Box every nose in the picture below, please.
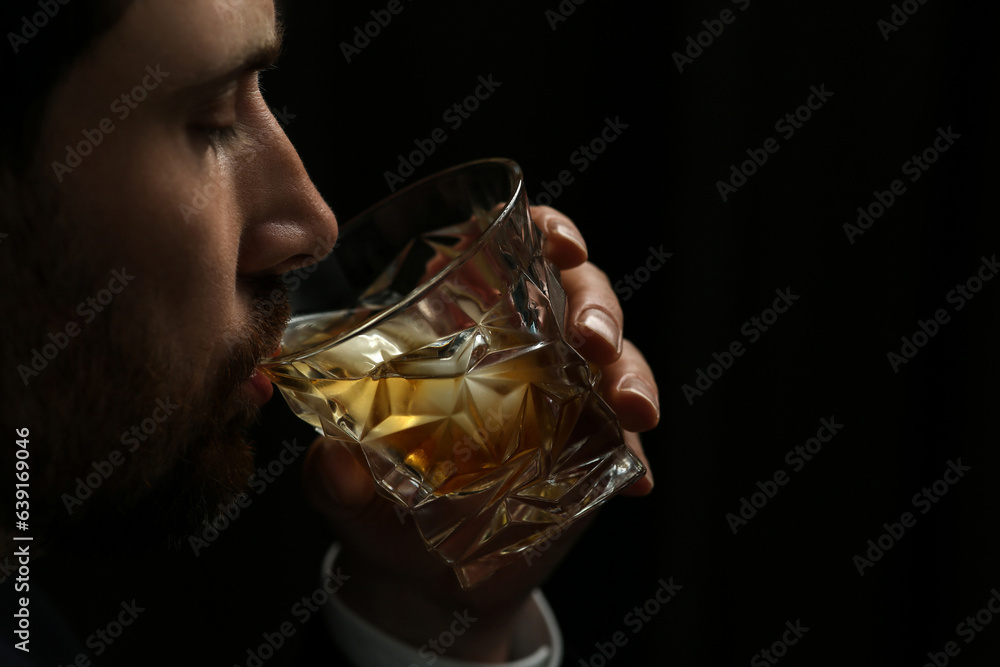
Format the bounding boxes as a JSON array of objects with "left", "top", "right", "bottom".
[{"left": 234, "top": 110, "right": 338, "bottom": 277}]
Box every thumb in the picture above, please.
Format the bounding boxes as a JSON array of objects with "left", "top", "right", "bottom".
[{"left": 303, "top": 436, "right": 376, "bottom": 519}]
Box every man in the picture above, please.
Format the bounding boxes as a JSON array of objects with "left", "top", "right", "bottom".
[{"left": 1, "top": 1, "right": 660, "bottom": 664}]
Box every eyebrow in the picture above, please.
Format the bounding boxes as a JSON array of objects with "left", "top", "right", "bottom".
[
  {"left": 248, "top": 18, "right": 285, "bottom": 73},
  {"left": 173, "top": 17, "right": 285, "bottom": 93}
]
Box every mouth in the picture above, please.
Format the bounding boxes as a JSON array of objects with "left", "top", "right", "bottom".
[
  {"left": 233, "top": 269, "right": 290, "bottom": 408},
  {"left": 241, "top": 368, "right": 274, "bottom": 407},
  {"left": 240, "top": 344, "right": 284, "bottom": 407}
]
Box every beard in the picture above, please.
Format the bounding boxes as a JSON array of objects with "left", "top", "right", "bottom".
[{"left": 0, "top": 175, "right": 292, "bottom": 556}]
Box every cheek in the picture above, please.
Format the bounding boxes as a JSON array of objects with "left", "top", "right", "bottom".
[
  {"left": 50, "top": 125, "right": 247, "bottom": 375},
  {"left": 133, "top": 169, "right": 247, "bottom": 374}
]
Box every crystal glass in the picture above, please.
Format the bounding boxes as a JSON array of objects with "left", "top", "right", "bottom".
[{"left": 261, "top": 158, "right": 645, "bottom": 588}]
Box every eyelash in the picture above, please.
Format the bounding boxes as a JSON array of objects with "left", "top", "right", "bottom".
[
  {"left": 197, "top": 66, "right": 275, "bottom": 148},
  {"left": 256, "top": 64, "right": 276, "bottom": 86},
  {"left": 203, "top": 124, "right": 240, "bottom": 145}
]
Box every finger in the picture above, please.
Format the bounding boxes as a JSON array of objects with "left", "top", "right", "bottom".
[
  {"left": 600, "top": 339, "right": 660, "bottom": 433},
  {"left": 560, "top": 262, "right": 624, "bottom": 365},
  {"left": 530, "top": 205, "right": 588, "bottom": 269},
  {"left": 620, "top": 430, "right": 654, "bottom": 497},
  {"left": 303, "top": 436, "right": 376, "bottom": 519}
]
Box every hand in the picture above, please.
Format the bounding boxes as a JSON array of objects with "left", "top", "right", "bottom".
[
  {"left": 530, "top": 205, "right": 659, "bottom": 496},
  {"left": 301, "top": 205, "right": 660, "bottom": 661}
]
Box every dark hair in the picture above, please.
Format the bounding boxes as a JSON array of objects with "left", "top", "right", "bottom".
[
  {"left": 1, "top": 0, "right": 134, "bottom": 175},
  {"left": 0, "top": 1, "right": 135, "bottom": 446}
]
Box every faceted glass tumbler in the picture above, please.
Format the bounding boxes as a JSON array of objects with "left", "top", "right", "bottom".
[{"left": 262, "top": 158, "right": 645, "bottom": 588}]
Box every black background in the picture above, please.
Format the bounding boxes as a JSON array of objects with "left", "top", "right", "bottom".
[
  {"left": 258, "top": 1, "right": 998, "bottom": 663},
  {"left": 28, "top": 1, "right": 1000, "bottom": 666}
]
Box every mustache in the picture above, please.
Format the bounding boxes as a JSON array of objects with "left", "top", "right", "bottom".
[{"left": 221, "top": 275, "right": 292, "bottom": 393}]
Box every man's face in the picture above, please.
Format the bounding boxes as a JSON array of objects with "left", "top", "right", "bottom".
[{"left": 12, "top": 0, "right": 337, "bottom": 543}]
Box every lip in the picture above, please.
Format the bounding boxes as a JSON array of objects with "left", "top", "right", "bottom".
[{"left": 242, "top": 368, "right": 274, "bottom": 406}]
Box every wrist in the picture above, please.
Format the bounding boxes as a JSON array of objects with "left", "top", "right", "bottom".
[{"left": 335, "top": 546, "right": 530, "bottom": 662}]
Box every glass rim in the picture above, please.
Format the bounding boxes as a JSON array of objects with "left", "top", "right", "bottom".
[{"left": 265, "top": 157, "right": 525, "bottom": 365}]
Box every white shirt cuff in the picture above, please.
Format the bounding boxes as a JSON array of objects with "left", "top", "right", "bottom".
[{"left": 321, "top": 543, "right": 563, "bottom": 667}]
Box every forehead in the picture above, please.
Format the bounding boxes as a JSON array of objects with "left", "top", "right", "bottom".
[{"left": 95, "top": 0, "right": 278, "bottom": 88}]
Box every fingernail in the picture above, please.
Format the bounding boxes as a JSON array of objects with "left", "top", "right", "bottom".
[
  {"left": 578, "top": 307, "right": 622, "bottom": 355},
  {"left": 550, "top": 220, "right": 587, "bottom": 257},
  {"left": 617, "top": 374, "right": 660, "bottom": 423}
]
